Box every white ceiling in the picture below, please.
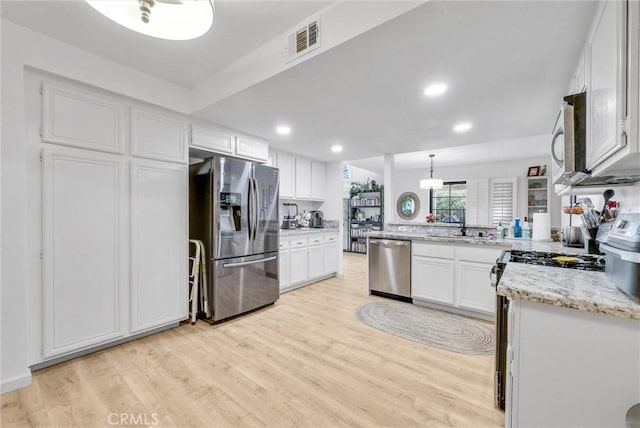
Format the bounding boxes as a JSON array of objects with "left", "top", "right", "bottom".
[
  {"left": 1, "top": 0, "right": 332, "bottom": 88},
  {"left": 2, "top": 0, "right": 597, "bottom": 167}
]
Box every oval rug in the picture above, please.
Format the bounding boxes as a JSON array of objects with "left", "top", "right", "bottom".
[{"left": 355, "top": 301, "right": 495, "bottom": 355}]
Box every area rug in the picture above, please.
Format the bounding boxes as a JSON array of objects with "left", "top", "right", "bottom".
[{"left": 355, "top": 301, "right": 495, "bottom": 355}]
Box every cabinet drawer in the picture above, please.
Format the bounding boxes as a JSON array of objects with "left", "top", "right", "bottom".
[
  {"left": 308, "top": 235, "right": 324, "bottom": 246},
  {"left": 324, "top": 233, "right": 338, "bottom": 243},
  {"left": 456, "top": 246, "right": 504, "bottom": 264},
  {"left": 290, "top": 238, "right": 308, "bottom": 249},
  {"left": 279, "top": 240, "right": 290, "bottom": 251},
  {"left": 412, "top": 242, "right": 455, "bottom": 259}
]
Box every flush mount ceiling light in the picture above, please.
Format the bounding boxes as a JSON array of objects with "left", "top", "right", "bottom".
[
  {"left": 276, "top": 125, "right": 291, "bottom": 135},
  {"left": 331, "top": 145, "right": 343, "bottom": 153},
  {"left": 419, "top": 154, "right": 444, "bottom": 190},
  {"left": 86, "top": 0, "right": 214, "bottom": 41},
  {"left": 453, "top": 122, "right": 473, "bottom": 133},
  {"left": 423, "top": 83, "right": 448, "bottom": 97}
]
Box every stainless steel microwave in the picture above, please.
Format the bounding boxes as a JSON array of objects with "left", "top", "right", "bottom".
[{"left": 550, "top": 92, "right": 587, "bottom": 185}]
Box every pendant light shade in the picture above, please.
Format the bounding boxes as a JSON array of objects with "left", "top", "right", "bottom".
[
  {"left": 420, "top": 154, "right": 444, "bottom": 190},
  {"left": 86, "top": 0, "right": 214, "bottom": 41}
]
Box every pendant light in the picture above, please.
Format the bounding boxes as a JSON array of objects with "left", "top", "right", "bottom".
[
  {"left": 419, "top": 154, "right": 444, "bottom": 190},
  {"left": 86, "top": 0, "right": 214, "bottom": 41}
]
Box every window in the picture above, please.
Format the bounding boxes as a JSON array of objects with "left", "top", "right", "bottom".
[
  {"left": 490, "top": 177, "right": 517, "bottom": 226},
  {"left": 430, "top": 181, "right": 467, "bottom": 223}
]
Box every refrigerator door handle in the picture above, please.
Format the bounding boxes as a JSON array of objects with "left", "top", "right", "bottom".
[
  {"left": 223, "top": 255, "right": 277, "bottom": 268},
  {"left": 253, "top": 177, "right": 259, "bottom": 239},
  {"left": 250, "top": 177, "right": 258, "bottom": 241},
  {"left": 248, "top": 178, "right": 255, "bottom": 241}
]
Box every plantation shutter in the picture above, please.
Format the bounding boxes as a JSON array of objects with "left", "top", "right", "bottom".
[{"left": 490, "top": 178, "right": 517, "bottom": 226}]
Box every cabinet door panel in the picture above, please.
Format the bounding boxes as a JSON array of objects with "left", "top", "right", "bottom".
[
  {"left": 295, "top": 158, "right": 312, "bottom": 199},
  {"left": 279, "top": 251, "right": 290, "bottom": 290},
  {"left": 277, "top": 153, "right": 295, "bottom": 199},
  {"left": 130, "top": 160, "right": 188, "bottom": 332},
  {"left": 131, "top": 107, "right": 188, "bottom": 163},
  {"left": 42, "top": 148, "right": 125, "bottom": 357},
  {"left": 322, "top": 242, "right": 338, "bottom": 275},
  {"left": 42, "top": 82, "right": 125, "bottom": 154},
  {"left": 456, "top": 261, "right": 496, "bottom": 314},
  {"left": 311, "top": 162, "right": 326, "bottom": 200},
  {"left": 411, "top": 257, "right": 454, "bottom": 304},
  {"left": 235, "top": 138, "right": 269, "bottom": 162},
  {"left": 290, "top": 248, "right": 308, "bottom": 284},
  {"left": 190, "top": 125, "right": 234, "bottom": 154},
  {"left": 308, "top": 246, "right": 324, "bottom": 279},
  {"left": 587, "top": 0, "right": 627, "bottom": 169}
]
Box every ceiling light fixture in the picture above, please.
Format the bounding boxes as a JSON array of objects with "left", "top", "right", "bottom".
[
  {"left": 86, "top": 0, "right": 214, "bottom": 41},
  {"left": 331, "top": 145, "right": 343, "bottom": 153},
  {"left": 276, "top": 125, "right": 291, "bottom": 135},
  {"left": 453, "top": 122, "right": 472, "bottom": 133},
  {"left": 423, "top": 83, "right": 448, "bottom": 97},
  {"left": 419, "top": 154, "right": 444, "bottom": 190}
]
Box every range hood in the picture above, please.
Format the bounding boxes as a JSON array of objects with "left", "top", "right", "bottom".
[{"left": 555, "top": 174, "right": 640, "bottom": 195}]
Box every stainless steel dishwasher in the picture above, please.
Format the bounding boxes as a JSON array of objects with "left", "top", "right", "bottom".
[{"left": 368, "top": 238, "right": 411, "bottom": 302}]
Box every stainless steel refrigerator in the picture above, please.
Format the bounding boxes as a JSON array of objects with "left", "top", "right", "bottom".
[{"left": 189, "top": 156, "right": 279, "bottom": 322}]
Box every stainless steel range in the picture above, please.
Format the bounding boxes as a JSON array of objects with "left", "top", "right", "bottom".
[{"left": 491, "top": 249, "right": 605, "bottom": 410}]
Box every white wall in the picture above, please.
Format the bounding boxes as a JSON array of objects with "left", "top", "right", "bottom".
[
  {"left": 0, "top": 19, "right": 192, "bottom": 393},
  {"left": 390, "top": 157, "right": 561, "bottom": 226},
  {"left": 347, "top": 164, "right": 383, "bottom": 186}
]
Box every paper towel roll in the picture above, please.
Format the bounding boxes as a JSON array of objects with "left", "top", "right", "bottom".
[{"left": 532, "top": 213, "right": 552, "bottom": 241}]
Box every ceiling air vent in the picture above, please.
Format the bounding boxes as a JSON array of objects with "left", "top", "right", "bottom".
[{"left": 288, "top": 15, "right": 321, "bottom": 61}]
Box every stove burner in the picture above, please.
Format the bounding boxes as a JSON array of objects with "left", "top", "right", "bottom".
[{"left": 508, "top": 250, "right": 605, "bottom": 271}]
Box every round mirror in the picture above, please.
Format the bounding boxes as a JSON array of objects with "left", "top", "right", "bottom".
[{"left": 397, "top": 192, "right": 420, "bottom": 220}]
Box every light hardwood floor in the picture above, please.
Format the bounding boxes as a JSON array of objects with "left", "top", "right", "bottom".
[{"left": 1, "top": 253, "right": 504, "bottom": 427}]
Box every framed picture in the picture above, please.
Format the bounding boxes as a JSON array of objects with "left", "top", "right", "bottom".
[{"left": 527, "top": 166, "right": 540, "bottom": 177}]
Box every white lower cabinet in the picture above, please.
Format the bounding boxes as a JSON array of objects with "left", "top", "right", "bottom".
[
  {"left": 42, "top": 148, "right": 126, "bottom": 358},
  {"left": 279, "top": 232, "right": 338, "bottom": 292},
  {"left": 507, "top": 299, "right": 640, "bottom": 427},
  {"left": 411, "top": 242, "right": 506, "bottom": 318},
  {"left": 411, "top": 257, "right": 455, "bottom": 305},
  {"left": 130, "top": 160, "right": 188, "bottom": 333}
]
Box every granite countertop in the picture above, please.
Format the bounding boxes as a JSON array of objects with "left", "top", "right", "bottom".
[
  {"left": 498, "top": 263, "right": 640, "bottom": 320},
  {"left": 280, "top": 227, "right": 339, "bottom": 236},
  {"left": 366, "top": 230, "right": 640, "bottom": 320},
  {"left": 366, "top": 231, "right": 513, "bottom": 247}
]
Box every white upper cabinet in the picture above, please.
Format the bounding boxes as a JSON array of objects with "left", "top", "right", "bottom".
[
  {"left": 42, "top": 147, "right": 126, "bottom": 358},
  {"left": 586, "top": 0, "right": 640, "bottom": 174},
  {"left": 569, "top": 49, "right": 587, "bottom": 94},
  {"left": 42, "top": 82, "right": 125, "bottom": 154},
  {"left": 235, "top": 137, "right": 269, "bottom": 163},
  {"left": 190, "top": 125, "right": 234, "bottom": 154},
  {"left": 311, "top": 161, "right": 326, "bottom": 201},
  {"left": 277, "top": 153, "right": 295, "bottom": 199},
  {"left": 130, "top": 106, "right": 188, "bottom": 163},
  {"left": 130, "top": 159, "right": 188, "bottom": 333},
  {"left": 295, "top": 158, "right": 312, "bottom": 199}
]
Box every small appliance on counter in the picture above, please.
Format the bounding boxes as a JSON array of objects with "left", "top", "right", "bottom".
[
  {"left": 310, "top": 210, "right": 323, "bottom": 228},
  {"left": 282, "top": 203, "right": 298, "bottom": 229},
  {"left": 599, "top": 212, "right": 640, "bottom": 299},
  {"left": 561, "top": 226, "right": 584, "bottom": 248}
]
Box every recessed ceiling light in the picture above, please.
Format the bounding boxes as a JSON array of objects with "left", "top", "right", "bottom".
[
  {"left": 86, "top": 0, "right": 214, "bottom": 41},
  {"left": 331, "top": 145, "right": 343, "bottom": 153},
  {"left": 423, "top": 83, "right": 448, "bottom": 97},
  {"left": 276, "top": 125, "right": 291, "bottom": 135},
  {"left": 453, "top": 122, "right": 472, "bottom": 133}
]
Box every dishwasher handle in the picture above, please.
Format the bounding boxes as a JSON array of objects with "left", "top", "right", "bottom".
[{"left": 369, "top": 239, "right": 410, "bottom": 248}]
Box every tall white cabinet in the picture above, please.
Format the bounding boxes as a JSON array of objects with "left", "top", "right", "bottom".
[
  {"left": 42, "top": 148, "right": 126, "bottom": 358},
  {"left": 130, "top": 160, "right": 187, "bottom": 333},
  {"left": 38, "top": 77, "right": 188, "bottom": 362}
]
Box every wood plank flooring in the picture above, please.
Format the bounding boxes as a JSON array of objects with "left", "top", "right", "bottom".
[{"left": 1, "top": 253, "right": 504, "bottom": 427}]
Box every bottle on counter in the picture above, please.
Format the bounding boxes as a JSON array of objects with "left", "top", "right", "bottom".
[
  {"left": 508, "top": 221, "right": 515, "bottom": 238},
  {"left": 514, "top": 217, "right": 522, "bottom": 238},
  {"left": 522, "top": 218, "right": 531, "bottom": 239},
  {"left": 496, "top": 222, "right": 505, "bottom": 240}
]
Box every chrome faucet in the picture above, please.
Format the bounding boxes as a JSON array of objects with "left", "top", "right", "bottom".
[{"left": 459, "top": 209, "right": 467, "bottom": 237}]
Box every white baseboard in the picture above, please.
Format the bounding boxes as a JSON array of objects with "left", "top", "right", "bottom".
[{"left": 1, "top": 370, "right": 32, "bottom": 394}]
